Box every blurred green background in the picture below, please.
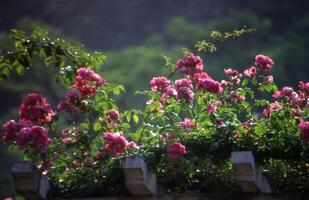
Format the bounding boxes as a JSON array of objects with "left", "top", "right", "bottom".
[{"left": 0, "top": 0, "right": 309, "bottom": 198}]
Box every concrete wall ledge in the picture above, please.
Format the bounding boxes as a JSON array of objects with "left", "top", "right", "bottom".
[{"left": 52, "top": 193, "right": 306, "bottom": 200}]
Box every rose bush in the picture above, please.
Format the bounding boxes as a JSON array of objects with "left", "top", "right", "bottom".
[
  {"left": 1, "top": 28, "right": 308, "bottom": 196},
  {"left": 133, "top": 53, "right": 308, "bottom": 193}
]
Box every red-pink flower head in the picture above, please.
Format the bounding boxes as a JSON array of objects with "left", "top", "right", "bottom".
[
  {"left": 299, "top": 81, "right": 309, "bottom": 96},
  {"left": 206, "top": 100, "right": 222, "bottom": 113},
  {"left": 1, "top": 119, "right": 32, "bottom": 143},
  {"left": 164, "top": 86, "right": 177, "bottom": 97},
  {"left": 150, "top": 76, "right": 171, "bottom": 92},
  {"left": 298, "top": 120, "right": 309, "bottom": 142},
  {"left": 176, "top": 54, "right": 203, "bottom": 76},
  {"left": 196, "top": 78, "right": 223, "bottom": 94},
  {"left": 181, "top": 118, "right": 195, "bottom": 130},
  {"left": 263, "top": 75, "right": 274, "bottom": 84},
  {"left": 107, "top": 109, "right": 120, "bottom": 122},
  {"left": 76, "top": 67, "right": 106, "bottom": 85},
  {"left": 73, "top": 67, "right": 106, "bottom": 97},
  {"left": 224, "top": 68, "right": 242, "bottom": 85},
  {"left": 174, "top": 79, "right": 194, "bottom": 102},
  {"left": 255, "top": 54, "right": 274, "bottom": 71},
  {"left": 17, "top": 126, "right": 51, "bottom": 153},
  {"left": 62, "top": 137, "right": 73, "bottom": 144},
  {"left": 291, "top": 92, "right": 303, "bottom": 105},
  {"left": 282, "top": 86, "right": 294, "bottom": 96},
  {"left": 262, "top": 101, "right": 282, "bottom": 118},
  {"left": 167, "top": 142, "right": 186, "bottom": 160},
  {"left": 103, "top": 132, "right": 128, "bottom": 156},
  {"left": 243, "top": 66, "right": 257, "bottom": 78},
  {"left": 19, "top": 93, "right": 54, "bottom": 124},
  {"left": 227, "top": 91, "right": 246, "bottom": 103},
  {"left": 166, "top": 132, "right": 173, "bottom": 140},
  {"left": 57, "top": 91, "right": 85, "bottom": 114},
  {"left": 272, "top": 90, "right": 283, "bottom": 99},
  {"left": 193, "top": 72, "right": 211, "bottom": 80},
  {"left": 221, "top": 80, "right": 232, "bottom": 89}
]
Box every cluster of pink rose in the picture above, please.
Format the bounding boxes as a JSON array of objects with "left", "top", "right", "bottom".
[
  {"left": 19, "top": 93, "right": 54, "bottom": 123},
  {"left": 103, "top": 132, "right": 138, "bottom": 156},
  {"left": 58, "top": 67, "right": 106, "bottom": 114},
  {"left": 2, "top": 93, "right": 53, "bottom": 153},
  {"left": 167, "top": 142, "right": 187, "bottom": 160},
  {"left": 149, "top": 53, "right": 309, "bottom": 160}
]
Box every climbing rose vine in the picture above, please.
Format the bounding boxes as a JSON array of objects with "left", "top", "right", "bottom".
[{"left": 1, "top": 52, "right": 308, "bottom": 195}]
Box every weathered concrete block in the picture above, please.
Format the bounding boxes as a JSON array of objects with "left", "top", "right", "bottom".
[
  {"left": 11, "top": 161, "right": 49, "bottom": 200},
  {"left": 231, "top": 151, "right": 271, "bottom": 193},
  {"left": 123, "top": 156, "right": 157, "bottom": 196}
]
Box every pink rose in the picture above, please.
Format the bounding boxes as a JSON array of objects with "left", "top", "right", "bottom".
[
  {"left": 298, "top": 120, "right": 309, "bottom": 142},
  {"left": 181, "top": 118, "right": 195, "bottom": 130},
  {"left": 196, "top": 78, "right": 223, "bottom": 94},
  {"left": 167, "top": 142, "right": 187, "bottom": 160},
  {"left": 103, "top": 132, "right": 128, "bottom": 156},
  {"left": 243, "top": 66, "right": 257, "bottom": 78},
  {"left": 107, "top": 109, "right": 120, "bottom": 122},
  {"left": 176, "top": 54, "right": 203, "bottom": 76},
  {"left": 150, "top": 76, "right": 171, "bottom": 92},
  {"left": 255, "top": 54, "right": 274, "bottom": 71},
  {"left": 19, "top": 93, "right": 54, "bottom": 124}
]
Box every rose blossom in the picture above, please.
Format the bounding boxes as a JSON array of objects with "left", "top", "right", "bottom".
[
  {"left": 227, "top": 91, "right": 246, "bottom": 103},
  {"left": 263, "top": 75, "right": 274, "bottom": 84},
  {"left": 174, "top": 79, "right": 194, "bottom": 101},
  {"left": 167, "top": 142, "right": 187, "bottom": 160},
  {"left": 166, "top": 132, "right": 173, "bottom": 140},
  {"left": 1, "top": 119, "right": 32, "bottom": 143},
  {"left": 57, "top": 91, "right": 84, "bottom": 114},
  {"left": 176, "top": 54, "right": 203, "bottom": 76},
  {"left": 193, "top": 72, "right": 211, "bottom": 80},
  {"left": 255, "top": 54, "right": 274, "bottom": 71},
  {"left": 272, "top": 90, "right": 283, "bottom": 99},
  {"left": 243, "top": 66, "right": 257, "bottom": 78},
  {"left": 224, "top": 68, "right": 242, "bottom": 84},
  {"left": 17, "top": 126, "right": 51, "bottom": 153},
  {"left": 62, "top": 137, "right": 73, "bottom": 144},
  {"left": 107, "top": 109, "right": 120, "bottom": 122},
  {"left": 224, "top": 68, "right": 241, "bottom": 77},
  {"left": 298, "top": 120, "right": 309, "bottom": 142},
  {"left": 196, "top": 78, "right": 223, "bottom": 94},
  {"left": 207, "top": 105, "right": 216, "bottom": 113},
  {"left": 19, "top": 93, "right": 54, "bottom": 124},
  {"left": 299, "top": 81, "right": 309, "bottom": 95},
  {"left": 103, "top": 132, "right": 129, "bottom": 156},
  {"left": 181, "top": 118, "right": 195, "bottom": 130},
  {"left": 76, "top": 67, "right": 106, "bottom": 85},
  {"left": 149, "top": 76, "right": 171, "bottom": 92},
  {"left": 73, "top": 67, "right": 106, "bottom": 97},
  {"left": 221, "top": 80, "right": 232, "bottom": 88},
  {"left": 282, "top": 87, "right": 294, "bottom": 96}
]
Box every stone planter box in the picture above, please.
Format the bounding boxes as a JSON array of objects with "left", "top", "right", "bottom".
[
  {"left": 231, "top": 151, "right": 271, "bottom": 193},
  {"left": 123, "top": 156, "right": 157, "bottom": 196},
  {"left": 11, "top": 161, "right": 49, "bottom": 200}
]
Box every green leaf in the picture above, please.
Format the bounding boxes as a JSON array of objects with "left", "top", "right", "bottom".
[
  {"left": 250, "top": 78, "right": 258, "bottom": 86},
  {"left": 255, "top": 99, "right": 268, "bottom": 107},
  {"left": 16, "top": 65, "right": 25, "bottom": 75},
  {"left": 258, "top": 84, "right": 278, "bottom": 93},
  {"left": 113, "top": 85, "right": 125, "bottom": 95},
  {"left": 126, "top": 112, "right": 132, "bottom": 122},
  {"left": 93, "top": 122, "right": 101, "bottom": 132},
  {"left": 242, "top": 78, "right": 249, "bottom": 87},
  {"left": 133, "top": 114, "right": 139, "bottom": 124},
  {"left": 80, "top": 122, "right": 89, "bottom": 131}
]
